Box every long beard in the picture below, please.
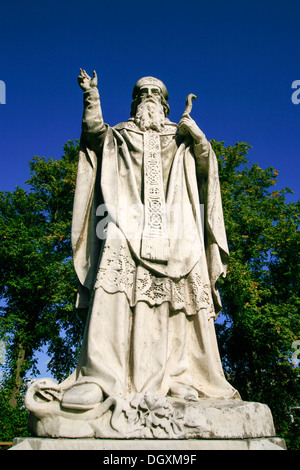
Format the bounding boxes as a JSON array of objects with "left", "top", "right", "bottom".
[{"left": 134, "top": 99, "right": 165, "bottom": 132}]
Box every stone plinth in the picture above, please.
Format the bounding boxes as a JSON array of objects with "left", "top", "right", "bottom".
[{"left": 26, "top": 390, "right": 277, "bottom": 441}]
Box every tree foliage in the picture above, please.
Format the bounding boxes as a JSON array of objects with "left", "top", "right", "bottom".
[
  {"left": 0, "top": 141, "right": 82, "bottom": 406},
  {"left": 0, "top": 139, "right": 299, "bottom": 448},
  {"left": 212, "top": 140, "right": 300, "bottom": 449}
]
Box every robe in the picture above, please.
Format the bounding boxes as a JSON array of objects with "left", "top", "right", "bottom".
[{"left": 70, "top": 88, "right": 239, "bottom": 400}]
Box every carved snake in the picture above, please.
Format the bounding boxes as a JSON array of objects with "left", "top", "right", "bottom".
[{"left": 25, "top": 379, "right": 125, "bottom": 433}]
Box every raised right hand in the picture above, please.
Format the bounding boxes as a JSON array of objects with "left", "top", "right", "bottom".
[{"left": 77, "top": 69, "right": 98, "bottom": 92}]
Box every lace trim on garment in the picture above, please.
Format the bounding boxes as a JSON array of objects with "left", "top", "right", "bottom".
[{"left": 94, "top": 243, "right": 213, "bottom": 316}]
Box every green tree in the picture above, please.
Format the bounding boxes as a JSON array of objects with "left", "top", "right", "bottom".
[
  {"left": 0, "top": 141, "right": 82, "bottom": 410},
  {"left": 212, "top": 140, "right": 300, "bottom": 449}
]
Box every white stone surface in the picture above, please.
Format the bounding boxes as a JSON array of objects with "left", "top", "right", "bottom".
[
  {"left": 10, "top": 437, "right": 286, "bottom": 450},
  {"left": 26, "top": 385, "right": 276, "bottom": 440}
]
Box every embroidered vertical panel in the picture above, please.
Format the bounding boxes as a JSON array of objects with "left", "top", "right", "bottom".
[{"left": 141, "top": 132, "right": 170, "bottom": 261}]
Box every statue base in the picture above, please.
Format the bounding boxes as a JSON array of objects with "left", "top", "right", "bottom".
[
  {"left": 9, "top": 437, "right": 286, "bottom": 450},
  {"left": 24, "top": 379, "right": 283, "bottom": 444},
  {"left": 27, "top": 397, "right": 277, "bottom": 440},
  {"left": 25, "top": 379, "right": 280, "bottom": 441}
]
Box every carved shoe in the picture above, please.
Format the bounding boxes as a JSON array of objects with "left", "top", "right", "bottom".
[{"left": 61, "top": 383, "right": 103, "bottom": 410}]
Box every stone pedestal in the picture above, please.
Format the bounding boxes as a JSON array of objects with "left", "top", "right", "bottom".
[
  {"left": 26, "top": 393, "right": 278, "bottom": 441},
  {"left": 24, "top": 380, "right": 285, "bottom": 449}
]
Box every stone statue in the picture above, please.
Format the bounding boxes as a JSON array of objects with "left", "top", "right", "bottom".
[
  {"left": 65, "top": 70, "right": 239, "bottom": 403},
  {"left": 24, "top": 72, "right": 279, "bottom": 444}
]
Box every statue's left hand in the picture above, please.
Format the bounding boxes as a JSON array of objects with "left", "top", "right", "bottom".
[{"left": 178, "top": 115, "right": 206, "bottom": 144}]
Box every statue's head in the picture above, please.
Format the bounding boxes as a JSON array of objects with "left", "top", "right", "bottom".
[
  {"left": 130, "top": 76, "right": 170, "bottom": 119},
  {"left": 132, "top": 77, "right": 168, "bottom": 101}
]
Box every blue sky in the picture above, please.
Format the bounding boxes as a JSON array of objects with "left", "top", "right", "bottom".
[{"left": 0, "top": 0, "right": 299, "bottom": 202}]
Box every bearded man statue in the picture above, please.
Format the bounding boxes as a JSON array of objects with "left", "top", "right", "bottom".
[{"left": 57, "top": 71, "right": 239, "bottom": 410}]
